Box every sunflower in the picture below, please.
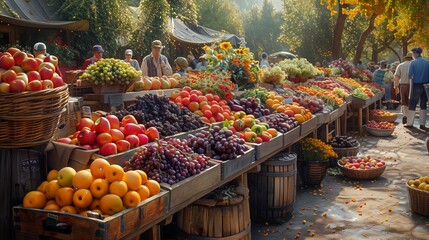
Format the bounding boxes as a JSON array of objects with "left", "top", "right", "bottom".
[
  {"left": 216, "top": 54, "right": 224, "bottom": 60},
  {"left": 220, "top": 42, "right": 232, "bottom": 50},
  {"left": 242, "top": 48, "right": 250, "bottom": 54},
  {"left": 202, "top": 45, "right": 212, "bottom": 52}
]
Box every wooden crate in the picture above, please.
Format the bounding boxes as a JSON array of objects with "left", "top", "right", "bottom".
[
  {"left": 163, "top": 126, "right": 209, "bottom": 140},
  {"left": 338, "top": 103, "right": 347, "bottom": 114},
  {"left": 328, "top": 108, "right": 340, "bottom": 122},
  {"left": 213, "top": 148, "right": 256, "bottom": 180},
  {"left": 315, "top": 112, "right": 329, "bottom": 125},
  {"left": 13, "top": 190, "right": 169, "bottom": 240},
  {"left": 246, "top": 134, "right": 283, "bottom": 159},
  {"left": 299, "top": 116, "right": 317, "bottom": 137},
  {"left": 345, "top": 95, "right": 352, "bottom": 104},
  {"left": 161, "top": 161, "right": 221, "bottom": 209},
  {"left": 283, "top": 126, "right": 300, "bottom": 148},
  {"left": 351, "top": 96, "right": 371, "bottom": 108}
]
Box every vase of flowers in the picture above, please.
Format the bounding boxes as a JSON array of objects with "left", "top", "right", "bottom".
[{"left": 297, "top": 137, "right": 338, "bottom": 187}]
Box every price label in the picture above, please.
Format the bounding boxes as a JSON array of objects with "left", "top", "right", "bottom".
[{"left": 82, "top": 106, "right": 91, "bottom": 118}]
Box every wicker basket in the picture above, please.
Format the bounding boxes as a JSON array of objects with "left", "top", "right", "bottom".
[
  {"left": 0, "top": 85, "right": 69, "bottom": 148},
  {"left": 407, "top": 183, "right": 429, "bottom": 216},
  {"left": 364, "top": 125, "right": 395, "bottom": 137},
  {"left": 330, "top": 144, "right": 360, "bottom": 167},
  {"left": 337, "top": 160, "right": 386, "bottom": 180},
  {"left": 370, "top": 114, "right": 398, "bottom": 123}
]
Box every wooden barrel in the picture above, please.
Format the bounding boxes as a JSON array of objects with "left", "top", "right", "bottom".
[
  {"left": 177, "top": 186, "right": 251, "bottom": 240},
  {"left": 248, "top": 152, "right": 297, "bottom": 222}
]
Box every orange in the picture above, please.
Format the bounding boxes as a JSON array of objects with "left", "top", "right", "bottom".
[
  {"left": 73, "top": 189, "right": 93, "bottom": 209},
  {"left": 73, "top": 170, "right": 94, "bottom": 189},
  {"left": 109, "top": 181, "right": 128, "bottom": 197},
  {"left": 23, "top": 191, "right": 47, "bottom": 209},
  {"left": 136, "top": 185, "right": 150, "bottom": 202},
  {"left": 46, "top": 200, "right": 56, "bottom": 206},
  {"left": 123, "top": 191, "right": 141, "bottom": 208},
  {"left": 105, "top": 164, "right": 125, "bottom": 183},
  {"left": 122, "top": 171, "right": 142, "bottom": 191},
  {"left": 201, "top": 105, "right": 211, "bottom": 113},
  {"left": 268, "top": 93, "right": 275, "bottom": 99},
  {"left": 47, "top": 169, "right": 59, "bottom": 182},
  {"left": 274, "top": 95, "right": 283, "bottom": 102},
  {"left": 294, "top": 114, "right": 305, "bottom": 123},
  {"left": 188, "top": 102, "right": 200, "bottom": 112},
  {"left": 193, "top": 110, "right": 204, "bottom": 117},
  {"left": 291, "top": 106, "right": 303, "bottom": 114},
  {"left": 265, "top": 98, "right": 274, "bottom": 107},
  {"left": 37, "top": 181, "right": 49, "bottom": 194},
  {"left": 100, "top": 194, "right": 123, "bottom": 216},
  {"left": 45, "top": 180, "right": 61, "bottom": 200},
  {"left": 44, "top": 203, "right": 60, "bottom": 211},
  {"left": 79, "top": 210, "right": 91, "bottom": 217},
  {"left": 90, "top": 198, "right": 101, "bottom": 210},
  {"left": 60, "top": 206, "right": 78, "bottom": 214},
  {"left": 276, "top": 106, "right": 286, "bottom": 113},
  {"left": 55, "top": 187, "right": 74, "bottom": 207},
  {"left": 90, "top": 158, "right": 110, "bottom": 179},
  {"left": 74, "top": 206, "right": 88, "bottom": 213},
  {"left": 271, "top": 103, "right": 281, "bottom": 110},
  {"left": 145, "top": 180, "right": 160, "bottom": 197},
  {"left": 266, "top": 128, "right": 278, "bottom": 138},
  {"left": 90, "top": 178, "right": 110, "bottom": 199}
]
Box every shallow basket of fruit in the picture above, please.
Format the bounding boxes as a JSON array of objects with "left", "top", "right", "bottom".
[
  {"left": 329, "top": 136, "right": 360, "bottom": 167},
  {"left": 406, "top": 177, "right": 429, "bottom": 216},
  {"left": 370, "top": 109, "right": 398, "bottom": 123},
  {"left": 364, "top": 125, "right": 395, "bottom": 137},
  {"left": 337, "top": 156, "right": 386, "bottom": 180}
]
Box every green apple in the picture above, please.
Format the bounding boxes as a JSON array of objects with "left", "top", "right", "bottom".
[{"left": 57, "top": 167, "right": 77, "bottom": 187}]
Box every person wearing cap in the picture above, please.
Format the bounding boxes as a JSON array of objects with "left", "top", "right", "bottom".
[
  {"left": 260, "top": 52, "right": 269, "bottom": 68},
  {"left": 124, "top": 49, "right": 140, "bottom": 71},
  {"left": 141, "top": 40, "right": 173, "bottom": 77},
  {"left": 394, "top": 52, "right": 413, "bottom": 124},
  {"left": 82, "top": 45, "right": 104, "bottom": 70},
  {"left": 187, "top": 53, "right": 199, "bottom": 70},
  {"left": 33, "top": 42, "right": 63, "bottom": 78},
  {"left": 196, "top": 55, "right": 208, "bottom": 70},
  {"left": 174, "top": 57, "right": 189, "bottom": 76},
  {"left": 405, "top": 47, "right": 429, "bottom": 130}
]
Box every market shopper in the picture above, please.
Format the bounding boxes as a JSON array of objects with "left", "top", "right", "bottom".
[
  {"left": 196, "top": 55, "right": 208, "bottom": 70},
  {"left": 124, "top": 49, "right": 140, "bottom": 71},
  {"left": 82, "top": 45, "right": 104, "bottom": 70},
  {"left": 187, "top": 53, "right": 199, "bottom": 70},
  {"left": 405, "top": 47, "right": 429, "bottom": 130},
  {"left": 141, "top": 40, "right": 173, "bottom": 77},
  {"left": 394, "top": 52, "right": 413, "bottom": 124},
  {"left": 373, "top": 61, "right": 389, "bottom": 100},
  {"left": 260, "top": 52, "right": 269, "bottom": 68},
  {"left": 174, "top": 57, "right": 189, "bottom": 76},
  {"left": 33, "top": 42, "right": 63, "bottom": 78}
]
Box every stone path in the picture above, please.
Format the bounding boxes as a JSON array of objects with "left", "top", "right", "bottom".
[{"left": 252, "top": 114, "right": 429, "bottom": 240}]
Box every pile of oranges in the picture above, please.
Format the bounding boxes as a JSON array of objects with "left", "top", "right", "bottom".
[
  {"left": 22, "top": 158, "right": 160, "bottom": 218},
  {"left": 265, "top": 92, "right": 313, "bottom": 123}
]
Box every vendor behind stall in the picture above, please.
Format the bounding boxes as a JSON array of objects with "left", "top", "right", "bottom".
[
  {"left": 82, "top": 45, "right": 104, "bottom": 70},
  {"left": 141, "top": 40, "right": 173, "bottom": 77}
]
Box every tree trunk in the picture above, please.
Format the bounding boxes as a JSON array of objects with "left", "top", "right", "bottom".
[
  {"left": 331, "top": 2, "right": 348, "bottom": 60},
  {"left": 371, "top": 42, "right": 378, "bottom": 63},
  {"left": 353, "top": 13, "right": 377, "bottom": 65}
]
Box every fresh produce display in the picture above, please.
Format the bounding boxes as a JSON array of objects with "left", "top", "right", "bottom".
[
  {"left": 259, "top": 113, "right": 300, "bottom": 133},
  {"left": 292, "top": 94, "right": 325, "bottom": 114},
  {"left": 227, "top": 97, "right": 271, "bottom": 118},
  {"left": 278, "top": 58, "right": 319, "bottom": 78},
  {"left": 113, "top": 94, "right": 205, "bottom": 137},
  {"left": 187, "top": 126, "right": 249, "bottom": 161},
  {"left": 352, "top": 87, "right": 375, "bottom": 100},
  {"left": 221, "top": 113, "right": 279, "bottom": 143},
  {"left": 79, "top": 58, "right": 141, "bottom": 86},
  {"left": 338, "top": 156, "right": 386, "bottom": 170},
  {"left": 260, "top": 66, "right": 286, "bottom": 84},
  {"left": 335, "top": 77, "right": 362, "bottom": 89},
  {"left": 293, "top": 85, "right": 344, "bottom": 106},
  {"left": 265, "top": 92, "right": 313, "bottom": 123},
  {"left": 332, "top": 87, "right": 350, "bottom": 98},
  {"left": 56, "top": 115, "right": 157, "bottom": 155},
  {"left": 132, "top": 76, "right": 179, "bottom": 91},
  {"left": 22, "top": 160, "right": 160, "bottom": 217},
  {"left": 366, "top": 120, "right": 395, "bottom": 130},
  {"left": 328, "top": 136, "right": 359, "bottom": 148},
  {"left": 179, "top": 71, "right": 235, "bottom": 100},
  {"left": 307, "top": 78, "right": 349, "bottom": 92},
  {"left": 370, "top": 109, "right": 397, "bottom": 117},
  {"left": 363, "top": 83, "right": 383, "bottom": 94},
  {"left": 238, "top": 88, "right": 270, "bottom": 103},
  {"left": 0, "top": 48, "right": 65, "bottom": 93},
  {"left": 407, "top": 176, "right": 429, "bottom": 191},
  {"left": 125, "top": 139, "right": 210, "bottom": 185}
]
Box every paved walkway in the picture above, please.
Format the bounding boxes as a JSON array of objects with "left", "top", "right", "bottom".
[{"left": 252, "top": 114, "right": 429, "bottom": 240}]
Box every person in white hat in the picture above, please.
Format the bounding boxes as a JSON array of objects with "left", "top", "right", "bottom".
[
  {"left": 124, "top": 49, "right": 140, "bottom": 71},
  {"left": 394, "top": 52, "right": 413, "bottom": 124}
]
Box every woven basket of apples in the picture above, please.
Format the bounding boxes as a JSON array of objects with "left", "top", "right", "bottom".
[
  {"left": 369, "top": 109, "right": 398, "bottom": 123},
  {"left": 364, "top": 121, "right": 395, "bottom": 137},
  {"left": 406, "top": 176, "right": 429, "bottom": 216},
  {"left": 337, "top": 156, "right": 386, "bottom": 180}
]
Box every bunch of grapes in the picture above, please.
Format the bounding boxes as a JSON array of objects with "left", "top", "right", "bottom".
[
  {"left": 259, "top": 113, "right": 299, "bottom": 133},
  {"left": 80, "top": 58, "right": 142, "bottom": 85},
  {"left": 113, "top": 94, "right": 205, "bottom": 136},
  {"left": 187, "top": 126, "right": 248, "bottom": 161},
  {"left": 227, "top": 97, "right": 271, "bottom": 118},
  {"left": 125, "top": 139, "right": 210, "bottom": 184}
]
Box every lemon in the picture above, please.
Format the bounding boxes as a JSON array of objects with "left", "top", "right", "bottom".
[
  {"left": 418, "top": 182, "right": 427, "bottom": 190},
  {"left": 413, "top": 180, "right": 421, "bottom": 187},
  {"left": 408, "top": 180, "right": 414, "bottom": 186}
]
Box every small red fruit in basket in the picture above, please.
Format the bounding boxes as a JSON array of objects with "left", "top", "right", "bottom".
[
  {"left": 106, "top": 115, "right": 120, "bottom": 129},
  {"left": 28, "top": 80, "right": 42, "bottom": 91},
  {"left": 76, "top": 118, "right": 94, "bottom": 131},
  {"left": 96, "top": 132, "right": 113, "bottom": 146},
  {"left": 13, "top": 51, "right": 27, "bottom": 66},
  {"left": 110, "top": 129, "right": 124, "bottom": 142},
  {"left": 125, "top": 135, "right": 140, "bottom": 148},
  {"left": 145, "top": 127, "right": 159, "bottom": 141},
  {"left": 41, "top": 80, "right": 54, "bottom": 89},
  {"left": 0, "top": 82, "right": 10, "bottom": 93},
  {"left": 137, "top": 133, "right": 149, "bottom": 145},
  {"left": 78, "top": 128, "right": 96, "bottom": 145},
  {"left": 116, "top": 139, "right": 131, "bottom": 153},
  {"left": 123, "top": 123, "right": 142, "bottom": 136},
  {"left": 38, "top": 67, "right": 54, "bottom": 80},
  {"left": 57, "top": 137, "right": 72, "bottom": 144},
  {"left": 121, "top": 115, "right": 138, "bottom": 126},
  {"left": 2, "top": 69, "right": 16, "bottom": 84},
  {"left": 51, "top": 76, "right": 65, "bottom": 88},
  {"left": 94, "top": 117, "right": 111, "bottom": 134},
  {"left": 26, "top": 70, "right": 41, "bottom": 82},
  {"left": 0, "top": 55, "right": 15, "bottom": 69},
  {"left": 9, "top": 79, "right": 26, "bottom": 92},
  {"left": 16, "top": 72, "right": 28, "bottom": 83},
  {"left": 21, "top": 57, "right": 39, "bottom": 72},
  {"left": 44, "top": 55, "right": 59, "bottom": 67},
  {"left": 99, "top": 142, "right": 117, "bottom": 156}
]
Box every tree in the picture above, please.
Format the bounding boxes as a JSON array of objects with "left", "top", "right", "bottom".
[
  {"left": 195, "top": 0, "right": 244, "bottom": 36},
  {"left": 169, "top": 0, "right": 199, "bottom": 25}
]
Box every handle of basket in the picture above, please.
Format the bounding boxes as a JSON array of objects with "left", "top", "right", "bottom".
[{"left": 43, "top": 218, "right": 72, "bottom": 234}]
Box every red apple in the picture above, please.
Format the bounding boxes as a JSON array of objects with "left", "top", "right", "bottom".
[
  {"left": 26, "top": 71, "right": 41, "bottom": 82},
  {"left": 51, "top": 76, "right": 65, "bottom": 88},
  {"left": 125, "top": 135, "right": 140, "bottom": 148},
  {"left": 13, "top": 51, "right": 27, "bottom": 66},
  {"left": 0, "top": 55, "right": 15, "bottom": 69},
  {"left": 123, "top": 123, "right": 142, "bottom": 136},
  {"left": 94, "top": 117, "right": 111, "bottom": 134},
  {"left": 145, "top": 127, "right": 159, "bottom": 141},
  {"left": 10, "top": 65, "right": 24, "bottom": 73},
  {"left": 41, "top": 80, "right": 54, "bottom": 89},
  {"left": 105, "top": 115, "right": 120, "bottom": 129},
  {"left": 115, "top": 140, "right": 131, "bottom": 153},
  {"left": 0, "top": 82, "right": 10, "bottom": 93},
  {"left": 56, "top": 137, "right": 72, "bottom": 144},
  {"left": 36, "top": 54, "right": 46, "bottom": 60},
  {"left": 2, "top": 70, "right": 16, "bottom": 84},
  {"left": 27, "top": 80, "right": 43, "bottom": 91},
  {"left": 38, "top": 62, "right": 56, "bottom": 72},
  {"left": 26, "top": 53, "right": 34, "bottom": 58},
  {"left": 21, "top": 58, "right": 38, "bottom": 72},
  {"left": 44, "top": 55, "right": 59, "bottom": 67},
  {"left": 96, "top": 132, "right": 113, "bottom": 146},
  {"left": 137, "top": 134, "right": 149, "bottom": 146},
  {"left": 99, "top": 143, "right": 117, "bottom": 156},
  {"left": 6, "top": 47, "right": 20, "bottom": 56},
  {"left": 80, "top": 145, "right": 93, "bottom": 150},
  {"left": 91, "top": 143, "right": 100, "bottom": 150},
  {"left": 77, "top": 128, "right": 96, "bottom": 145},
  {"left": 9, "top": 79, "right": 26, "bottom": 92},
  {"left": 138, "top": 124, "right": 146, "bottom": 133},
  {"left": 35, "top": 58, "right": 43, "bottom": 66},
  {"left": 76, "top": 118, "right": 94, "bottom": 131},
  {"left": 16, "top": 72, "right": 28, "bottom": 84},
  {"left": 39, "top": 67, "right": 54, "bottom": 80},
  {"left": 121, "top": 115, "right": 138, "bottom": 126}
]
